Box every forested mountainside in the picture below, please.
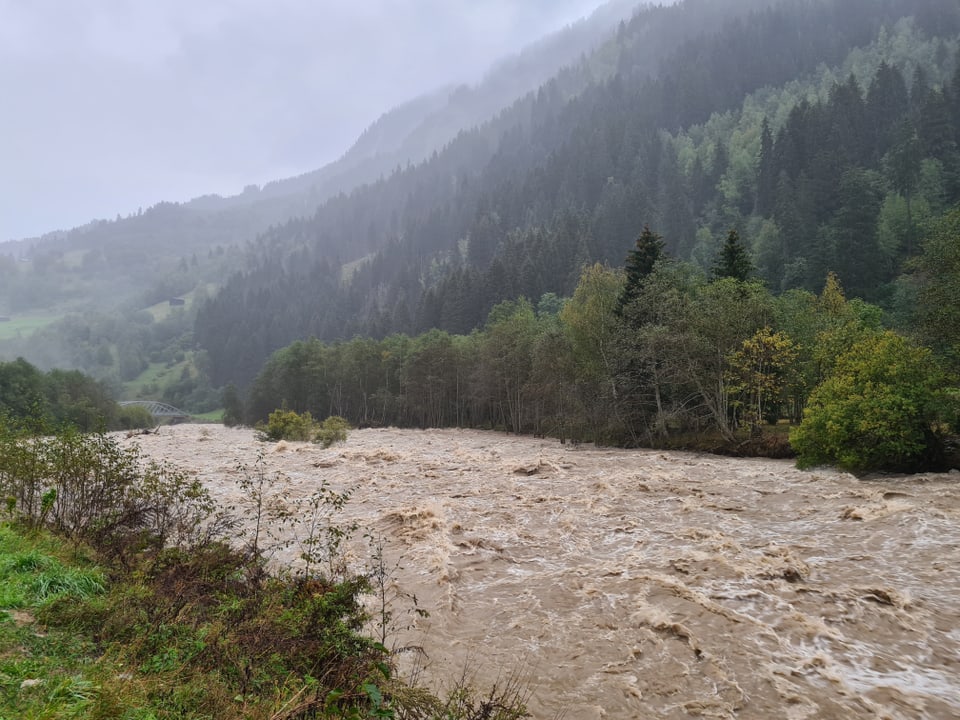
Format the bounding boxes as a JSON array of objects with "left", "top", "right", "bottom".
[
  {"left": 196, "top": 0, "right": 960, "bottom": 390},
  {"left": 0, "top": 0, "right": 632, "bottom": 319},
  {"left": 277, "top": 0, "right": 640, "bottom": 195}
]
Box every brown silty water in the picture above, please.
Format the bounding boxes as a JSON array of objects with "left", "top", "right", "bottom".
[{"left": 120, "top": 425, "right": 960, "bottom": 719}]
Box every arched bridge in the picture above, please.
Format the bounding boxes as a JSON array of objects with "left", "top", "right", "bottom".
[{"left": 119, "top": 400, "right": 192, "bottom": 421}]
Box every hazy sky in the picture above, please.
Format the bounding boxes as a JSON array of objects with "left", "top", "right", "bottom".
[{"left": 0, "top": 0, "right": 607, "bottom": 242}]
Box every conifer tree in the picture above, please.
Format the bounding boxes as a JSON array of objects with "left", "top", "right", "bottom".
[
  {"left": 756, "top": 118, "right": 776, "bottom": 216},
  {"left": 617, "top": 225, "right": 665, "bottom": 313},
  {"left": 829, "top": 168, "right": 883, "bottom": 299},
  {"left": 885, "top": 120, "right": 922, "bottom": 252},
  {"left": 818, "top": 271, "right": 846, "bottom": 316},
  {"left": 712, "top": 229, "right": 753, "bottom": 281},
  {"left": 867, "top": 61, "right": 909, "bottom": 150},
  {"left": 912, "top": 208, "right": 960, "bottom": 365},
  {"left": 951, "top": 61, "right": 960, "bottom": 145}
]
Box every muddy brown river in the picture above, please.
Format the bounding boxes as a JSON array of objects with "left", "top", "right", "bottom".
[{"left": 120, "top": 425, "right": 960, "bottom": 719}]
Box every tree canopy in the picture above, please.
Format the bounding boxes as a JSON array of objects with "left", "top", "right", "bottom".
[{"left": 791, "top": 332, "right": 949, "bottom": 472}]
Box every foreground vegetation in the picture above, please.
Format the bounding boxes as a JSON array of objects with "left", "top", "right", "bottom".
[{"left": 0, "top": 422, "right": 531, "bottom": 719}]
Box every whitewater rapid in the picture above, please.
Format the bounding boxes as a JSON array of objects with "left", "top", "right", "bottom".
[{"left": 121, "top": 425, "right": 960, "bottom": 719}]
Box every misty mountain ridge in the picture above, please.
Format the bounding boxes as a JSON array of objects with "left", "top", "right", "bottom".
[
  {"left": 0, "top": 0, "right": 636, "bottom": 261},
  {"left": 0, "top": 0, "right": 643, "bottom": 392},
  {"left": 236, "top": 0, "right": 641, "bottom": 207}
]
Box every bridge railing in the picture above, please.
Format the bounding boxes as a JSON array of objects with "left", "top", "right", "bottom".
[{"left": 119, "top": 400, "right": 192, "bottom": 419}]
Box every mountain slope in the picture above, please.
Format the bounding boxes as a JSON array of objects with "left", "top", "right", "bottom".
[
  {"left": 196, "top": 0, "right": 960, "bottom": 388},
  {"left": 0, "top": 0, "right": 635, "bottom": 321}
]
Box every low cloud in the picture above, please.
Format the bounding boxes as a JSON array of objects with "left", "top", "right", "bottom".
[{"left": 0, "top": 0, "right": 603, "bottom": 240}]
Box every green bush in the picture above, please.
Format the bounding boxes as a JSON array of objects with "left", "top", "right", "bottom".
[
  {"left": 0, "top": 427, "right": 218, "bottom": 555},
  {"left": 114, "top": 404, "right": 156, "bottom": 430},
  {"left": 790, "top": 331, "right": 949, "bottom": 473},
  {"left": 316, "top": 415, "right": 350, "bottom": 448},
  {"left": 256, "top": 410, "right": 350, "bottom": 446},
  {"left": 256, "top": 409, "right": 319, "bottom": 442}
]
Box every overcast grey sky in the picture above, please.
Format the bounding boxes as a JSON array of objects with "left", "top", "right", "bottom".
[{"left": 0, "top": 0, "right": 606, "bottom": 242}]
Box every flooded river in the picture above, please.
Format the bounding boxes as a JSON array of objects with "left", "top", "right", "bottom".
[{"left": 121, "top": 425, "right": 960, "bottom": 719}]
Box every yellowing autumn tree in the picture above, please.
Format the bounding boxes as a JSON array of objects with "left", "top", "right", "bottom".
[{"left": 727, "top": 327, "right": 799, "bottom": 431}]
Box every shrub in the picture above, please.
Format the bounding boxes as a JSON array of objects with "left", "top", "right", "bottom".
[
  {"left": 114, "top": 404, "right": 155, "bottom": 431},
  {"left": 256, "top": 409, "right": 319, "bottom": 442},
  {"left": 0, "top": 426, "right": 222, "bottom": 557},
  {"left": 316, "top": 415, "right": 350, "bottom": 448},
  {"left": 256, "top": 410, "right": 350, "bottom": 447},
  {"left": 790, "top": 331, "right": 949, "bottom": 473}
]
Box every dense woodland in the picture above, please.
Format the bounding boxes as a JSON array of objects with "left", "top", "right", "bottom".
[
  {"left": 0, "top": 357, "right": 150, "bottom": 431},
  {"left": 195, "top": 0, "right": 960, "bottom": 395}
]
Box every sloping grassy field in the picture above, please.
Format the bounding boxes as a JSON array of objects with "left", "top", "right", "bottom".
[{"left": 0, "top": 314, "right": 61, "bottom": 341}]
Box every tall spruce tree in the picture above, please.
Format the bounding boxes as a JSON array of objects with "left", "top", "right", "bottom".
[
  {"left": 618, "top": 225, "right": 665, "bottom": 313},
  {"left": 829, "top": 168, "right": 883, "bottom": 299},
  {"left": 885, "top": 120, "right": 923, "bottom": 253},
  {"left": 712, "top": 229, "right": 754, "bottom": 281},
  {"left": 867, "top": 61, "right": 909, "bottom": 152},
  {"left": 756, "top": 117, "right": 776, "bottom": 216}
]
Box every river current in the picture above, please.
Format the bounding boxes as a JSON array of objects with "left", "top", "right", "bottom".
[{"left": 122, "top": 425, "right": 960, "bottom": 719}]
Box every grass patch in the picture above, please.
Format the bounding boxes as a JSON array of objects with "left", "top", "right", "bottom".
[
  {"left": 192, "top": 408, "right": 224, "bottom": 422},
  {"left": 340, "top": 253, "right": 373, "bottom": 283},
  {"left": 0, "top": 525, "right": 384, "bottom": 719},
  {"left": 30, "top": 567, "right": 105, "bottom": 601},
  {"left": 122, "top": 356, "right": 196, "bottom": 402},
  {"left": 143, "top": 292, "right": 195, "bottom": 321},
  {"left": 121, "top": 349, "right": 206, "bottom": 405},
  {"left": 142, "top": 284, "right": 214, "bottom": 321},
  {"left": 123, "top": 361, "right": 179, "bottom": 398},
  {"left": 0, "top": 525, "right": 110, "bottom": 720},
  {"left": 143, "top": 299, "right": 176, "bottom": 322},
  {"left": 0, "top": 313, "right": 62, "bottom": 340}
]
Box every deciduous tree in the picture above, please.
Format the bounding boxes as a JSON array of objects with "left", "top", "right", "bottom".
[{"left": 791, "top": 331, "right": 947, "bottom": 473}]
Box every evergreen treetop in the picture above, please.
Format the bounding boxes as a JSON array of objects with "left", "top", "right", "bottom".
[
  {"left": 712, "top": 229, "right": 754, "bottom": 282},
  {"left": 618, "top": 225, "right": 665, "bottom": 313}
]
